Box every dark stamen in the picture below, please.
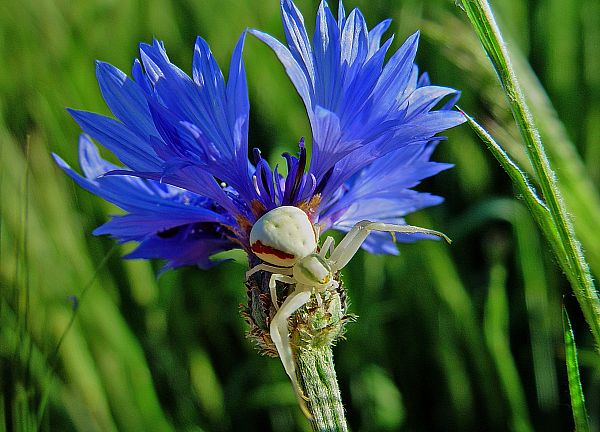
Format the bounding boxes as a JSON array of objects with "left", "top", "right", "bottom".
[
  {"left": 289, "top": 144, "right": 307, "bottom": 203},
  {"left": 259, "top": 163, "right": 272, "bottom": 199},
  {"left": 315, "top": 165, "right": 334, "bottom": 195},
  {"left": 253, "top": 148, "right": 262, "bottom": 165}
]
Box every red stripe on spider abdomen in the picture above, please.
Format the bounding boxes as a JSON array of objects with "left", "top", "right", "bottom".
[{"left": 251, "top": 240, "right": 296, "bottom": 260}]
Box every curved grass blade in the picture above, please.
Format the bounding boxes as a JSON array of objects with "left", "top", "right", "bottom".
[
  {"left": 456, "top": 0, "right": 600, "bottom": 348},
  {"left": 423, "top": 12, "right": 600, "bottom": 281},
  {"left": 460, "top": 111, "right": 566, "bottom": 270},
  {"left": 36, "top": 243, "right": 119, "bottom": 428},
  {"left": 562, "top": 307, "right": 591, "bottom": 432},
  {"left": 449, "top": 197, "right": 560, "bottom": 410},
  {"left": 484, "top": 257, "right": 533, "bottom": 432}
]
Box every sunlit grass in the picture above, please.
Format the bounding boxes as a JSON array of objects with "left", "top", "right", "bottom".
[{"left": 1, "top": 0, "right": 598, "bottom": 431}]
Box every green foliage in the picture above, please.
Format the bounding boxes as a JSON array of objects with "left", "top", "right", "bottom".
[
  {"left": 458, "top": 0, "right": 600, "bottom": 354},
  {"left": 563, "top": 308, "right": 591, "bottom": 432},
  {"left": 1, "top": 0, "right": 599, "bottom": 431}
]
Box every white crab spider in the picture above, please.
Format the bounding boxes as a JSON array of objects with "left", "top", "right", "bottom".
[{"left": 246, "top": 206, "right": 450, "bottom": 414}]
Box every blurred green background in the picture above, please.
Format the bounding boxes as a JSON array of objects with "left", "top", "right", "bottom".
[{"left": 2, "top": 0, "right": 599, "bottom": 430}]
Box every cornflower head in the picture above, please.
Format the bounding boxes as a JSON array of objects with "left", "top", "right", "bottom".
[{"left": 54, "top": 0, "right": 464, "bottom": 423}]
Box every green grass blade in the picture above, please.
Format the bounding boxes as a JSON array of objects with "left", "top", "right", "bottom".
[
  {"left": 460, "top": 111, "right": 566, "bottom": 270},
  {"left": 457, "top": 0, "right": 600, "bottom": 348},
  {"left": 562, "top": 307, "right": 591, "bottom": 432},
  {"left": 449, "top": 197, "right": 561, "bottom": 411},
  {"left": 0, "top": 393, "right": 5, "bottom": 432},
  {"left": 411, "top": 213, "right": 504, "bottom": 424},
  {"left": 36, "top": 244, "right": 118, "bottom": 428},
  {"left": 423, "top": 12, "right": 600, "bottom": 281},
  {"left": 513, "top": 210, "right": 559, "bottom": 410},
  {"left": 484, "top": 257, "right": 533, "bottom": 432}
]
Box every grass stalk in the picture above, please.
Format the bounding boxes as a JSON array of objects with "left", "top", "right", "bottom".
[{"left": 458, "top": 0, "right": 600, "bottom": 348}]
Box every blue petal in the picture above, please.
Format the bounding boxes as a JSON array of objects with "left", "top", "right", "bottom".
[
  {"left": 179, "top": 120, "right": 255, "bottom": 202},
  {"left": 68, "top": 109, "right": 162, "bottom": 172},
  {"left": 317, "top": 110, "right": 464, "bottom": 200},
  {"left": 191, "top": 36, "right": 230, "bottom": 152},
  {"left": 55, "top": 135, "right": 229, "bottom": 223},
  {"left": 312, "top": 1, "right": 342, "bottom": 107},
  {"left": 132, "top": 58, "right": 154, "bottom": 96},
  {"left": 137, "top": 37, "right": 255, "bottom": 204},
  {"left": 249, "top": 29, "right": 312, "bottom": 108},
  {"left": 226, "top": 33, "right": 250, "bottom": 151},
  {"left": 388, "top": 111, "right": 466, "bottom": 144},
  {"left": 125, "top": 228, "right": 236, "bottom": 271},
  {"left": 146, "top": 102, "right": 194, "bottom": 160},
  {"left": 328, "top": 192, "right": 444, "bottom": 225},
  {"left": 309, "top": 106, "right": 350, "bottom": 175},
  {"left": 339, "top": 37, "right": 392, "bottom": 120},
  {"left": 340, "top": 9, "right": 368, "bottom": 69},
  {"left": 138, "top": 40, "right": 205, "bottom": 124},
  {"left": 346, "top": 145, "right": 452, "bottom": 198},
  {"left": 367, "top": 19, "right": 391, "bottom": 58},
  {"left": 94, "top": 215, "right": 187, "bottom": 238},
  {"left": 281, "top": 0, "right": 315, "bottom": 87},
  {"left": 96, "top": 61, "right": 158, "bottom": 138},
  {"left": 337, "top": 0, "right": 346, "bottom": 28},
  {"left": 403, "top": 86, "right": 460, "bottom": 118},
  {"left": 105, "top": 165, "right": 247, "bottom": 222},
  {"left": 370, "top": 31, "right": 420, "bottom": 116},
  {"left": 417, "top": 71, "right": 431, "bottom": 87},
  {"left": 77, "top": 133, "right": 119, "bottom": 179},
  {"left": 93, "top": 213, "right": 224, "bottom": 239}
]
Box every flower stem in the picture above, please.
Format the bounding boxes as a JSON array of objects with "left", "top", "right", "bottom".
[
  {"left": 244, "top": 266, "right": 352, "bottom": 430},
  {"left": 458, "top": 0, "right": 600, "bottom": 348},
  {"left": 296, "top": 345, "right": 348, "bottom": 432}
]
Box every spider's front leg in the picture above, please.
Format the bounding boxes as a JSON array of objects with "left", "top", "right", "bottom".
[
  {"left": 269, "top": 284, "right": 313, "bottom": 416},
  {"left": 319, "top": 236, "right": 335, "bottom": 258},
  {"left": 245, "top": 263, "right": 292, "bottom": 280},
  {"left": 268, "top": 274, "right": 296, "bottom": 310},
  {"left": 329, "top": 221, "right": 451, "bottom": 272}
]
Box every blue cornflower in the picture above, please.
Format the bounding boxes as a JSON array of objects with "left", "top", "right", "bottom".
[{"left": 54, "top": 0, "right": 464, "bottom": 271}]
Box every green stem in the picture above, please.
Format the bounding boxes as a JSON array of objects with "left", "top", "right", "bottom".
[
  {"left": 296, "top": 346, "right": 348, "bottom": 432},
  {"left": 459, "top": 0, "right": 600, "bottom": 348}
]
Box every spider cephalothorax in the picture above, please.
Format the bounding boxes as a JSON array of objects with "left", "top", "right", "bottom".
[{"left": 245, "top": 206, "right": 450, "bottom": 414}]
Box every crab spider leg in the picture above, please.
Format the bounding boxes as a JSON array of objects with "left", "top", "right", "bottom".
[
  {"left": 319, "top": 236, "right": 335, "bottom": 258},
  {"left": 270, "top": 286, "right": 312, "bottom": 381},
  {"left": 330, "top": 221, "right": 451, "bottom": 272},
  {"left": 315, "top": 292, "right": 323, "bottom": 307},
  {"left": 269, "top": 286, "right": 312, "bottom": 416},
  {"left": 245, "top": 263, "right": 292, "bottom": 280},
  {"left": 269, "top": 274, "right": 296, "bottom": 310},
  {"left": 328, "top": 221, "right": 371, "bottom": 268},
  {"left": 314, "top": 223, "right": 323, "bottom": 239},
  {"left": 367, "top": 222, "right": 451, "bottom": 244}
]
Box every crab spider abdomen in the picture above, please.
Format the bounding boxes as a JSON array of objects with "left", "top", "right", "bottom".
[{"left": 250, "top": 206, "right": 317, "bottom": 267}]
